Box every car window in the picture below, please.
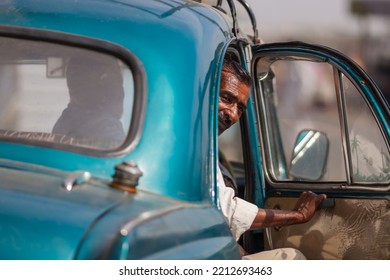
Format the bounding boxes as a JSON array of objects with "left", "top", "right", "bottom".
[
  {"left": 0, "top": 36, "right": 135, "bottom": 151},
  {"left": 258, "top": 59, "right": 347, "bottom": 182},
  {"left": 219, "top": 121, "right": 243, "bottom": 163},
  {"left": 344, "top": 75, "right": 390, "bottom": 183},
  {"left": 256, "top": 56, "right": 390, "bottom": 185}
]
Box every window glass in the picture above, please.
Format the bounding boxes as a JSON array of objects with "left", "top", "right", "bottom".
[
  {"left": 258, "top": 59, "right": 347, "bottom": 182},
  {"left": 344, "top": 76, "right": 390, "bottom": 183},
  {"left": 219, "top": 121, "right": 243, "bottom": 163},
  {"left": 0, "top": 36, "right": 134, "bottom": 150}
]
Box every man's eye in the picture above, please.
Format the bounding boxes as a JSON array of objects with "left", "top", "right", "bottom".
[
  {"left": 238, "top": 105, "right": 246, "bottom": 114},
  {"left": 220, "top": 94, "right": 232, "bottom": 103}
]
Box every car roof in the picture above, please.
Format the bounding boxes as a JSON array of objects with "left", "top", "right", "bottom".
[{"left": 0, "top": 0, "right": 231, "bottom": 56}]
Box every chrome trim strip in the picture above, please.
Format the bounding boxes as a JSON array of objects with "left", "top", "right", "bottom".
[
  {"left": 265, "top": 227, "right": 274, "bottom": 250},
  {"left": 63, "top": 171, "right": 91, "bottom": 191},
  {"left": 334, "top": 67, "right": 352, "bottom": 185},
  {"left": 119, "top": 203, "right": 206, "bottom": 236},
  {"left": 332, "top": 185, "right": 390, "bottom": 192}
]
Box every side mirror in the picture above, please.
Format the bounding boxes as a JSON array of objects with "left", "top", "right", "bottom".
[{"left": 289, "top": 130, "right": 329, "bottom": 181}]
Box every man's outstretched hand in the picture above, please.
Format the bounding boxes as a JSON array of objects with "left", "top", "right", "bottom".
[{"left": 293, "top": 191, "right": 327, "bottom": 223}]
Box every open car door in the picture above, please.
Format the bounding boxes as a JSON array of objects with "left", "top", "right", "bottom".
[{"left": 250, "top": 41, "right": 390, "bottom": 259}]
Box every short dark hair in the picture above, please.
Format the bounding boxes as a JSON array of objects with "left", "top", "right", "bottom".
[{"left": 222, "top": 52, "right": 252, "bottom": 87}]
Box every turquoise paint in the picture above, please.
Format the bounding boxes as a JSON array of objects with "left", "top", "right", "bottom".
[
  {"left": 0, "top": 0, "right": 231, "bottom": 202},
  {"left": 0, "top": 0, "right": 240, "bottom": 259}
]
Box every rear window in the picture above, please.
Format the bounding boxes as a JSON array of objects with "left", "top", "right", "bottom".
[{"left": 0, "top": 33, "right": 142, "bottom": 153}]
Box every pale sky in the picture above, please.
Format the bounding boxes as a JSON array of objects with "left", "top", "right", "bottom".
[{"left": 242, "top": 0, "right": 390, "bottom": 41}]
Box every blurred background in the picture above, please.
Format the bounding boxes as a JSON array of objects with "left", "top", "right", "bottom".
[
  {"left": 243, "top": 0, "right": 390, "bottom": 101},
  {"left": 204, "top": 0, "right": 390, "bottom": 102},
  {"left": 201, "top": 0, "right": 390, "bottom": 167}
]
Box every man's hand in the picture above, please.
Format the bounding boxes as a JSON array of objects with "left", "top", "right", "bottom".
[
  {"left": 293, "top": 191, "right": 327, "bottom": 223},
  {"left": 250, "top": 191, "right": 327, "bottom": 229}
]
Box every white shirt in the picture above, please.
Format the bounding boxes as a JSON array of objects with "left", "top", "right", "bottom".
[{"left": 217, "top": 166, "right": 258, "bottom": 240}]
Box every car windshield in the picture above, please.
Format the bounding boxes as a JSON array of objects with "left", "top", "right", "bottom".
[{"left": 0, "top": 36, "right": 134, "bottom": 151}]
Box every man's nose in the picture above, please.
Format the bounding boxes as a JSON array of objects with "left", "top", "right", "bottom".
[
  {"left": 226, "top": 106, "right": 240, "bottom": 124},
  {"left": 221, "top": 111, "right": 233, "bottom": 126}
]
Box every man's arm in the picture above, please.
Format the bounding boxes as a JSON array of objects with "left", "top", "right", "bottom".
[{"left": 250, "top": 191, "right": 326, "bottom": 229}]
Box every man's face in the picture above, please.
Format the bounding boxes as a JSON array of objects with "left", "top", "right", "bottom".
[{"left": 218, "top": 68, "right": 250, "bottom": 135}]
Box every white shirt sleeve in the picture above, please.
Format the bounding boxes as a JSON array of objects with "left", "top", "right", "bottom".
[{"left": 217, "top": 166, "right": 258, "bottom": 241}]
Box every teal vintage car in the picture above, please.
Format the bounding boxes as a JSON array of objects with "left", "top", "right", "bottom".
[{"left": 0, "top": 0, "right": 388, "bottom": 260}]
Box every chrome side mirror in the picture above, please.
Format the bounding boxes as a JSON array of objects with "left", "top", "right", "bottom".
[{"left": 289, "top": 130, "right": 329, "bottom": 181}]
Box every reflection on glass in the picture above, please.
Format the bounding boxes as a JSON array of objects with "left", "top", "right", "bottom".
[
  {"left": 343, "top": 75, "right": 390, "bottom": 183},
  {"left": 257, "top": 58, "right": 346, "bottom": 182},
  {"left": 0, "top": 37, "right": 135, "bottom": 150},
  {"left": 290, "top": 130, "right": 329, "bottom": 181}
]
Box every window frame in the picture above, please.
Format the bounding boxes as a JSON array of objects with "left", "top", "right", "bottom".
[
  {"left": 0, "top": 25, "right": 147, "bottom": 157},
  {"left": 251, "top": 42, "right": 390, "bottom": 192}
]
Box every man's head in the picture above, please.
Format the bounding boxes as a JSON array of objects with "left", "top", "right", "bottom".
[
  {"left": 66, "top": 54, "right": 124, "bottom": 118},
  {"left": 218, "top": 53, "right": 251, "bottom": 135}
]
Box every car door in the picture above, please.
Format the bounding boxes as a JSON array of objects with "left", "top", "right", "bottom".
[{"left": 250, "top": 41, "right": 390, "bottom": 260}]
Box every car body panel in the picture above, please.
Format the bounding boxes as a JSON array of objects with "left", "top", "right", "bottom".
[
  {"left": 0, "top": 158, "right": 239, "bottom": 260},
  {"left": 76, "top": 202, "right": 239, "bottom": 260},
  {"left": 0, "top": 0, "right": 232, "bottom": 202},
  {"left": 0, "top": 0, "right": 240, "bottom": 260}
]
